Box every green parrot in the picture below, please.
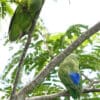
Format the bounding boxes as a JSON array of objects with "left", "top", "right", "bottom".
[
  {"left": 58, "top": 54, "right": 81, "bottom": 99},
  {"left": 8, "top": 0, "right": 45, "bottom": 41}
]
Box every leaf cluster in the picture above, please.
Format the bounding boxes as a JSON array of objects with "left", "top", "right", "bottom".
[{"left": 0, "top": 19, "right": 100, "bottom": 99}]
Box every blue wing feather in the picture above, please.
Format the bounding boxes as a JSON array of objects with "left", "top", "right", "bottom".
[{"left": 69, "top": 72, "right": 80, "bottom": 85}]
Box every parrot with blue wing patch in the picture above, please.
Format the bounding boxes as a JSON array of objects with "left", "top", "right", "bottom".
[
  {"left": 58, "top": 54, "right": 81, "bottom": 99},
  {"left": 8, "top": 0, "right": 45, "bottom": 41}
]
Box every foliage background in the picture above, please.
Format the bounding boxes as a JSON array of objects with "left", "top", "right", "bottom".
[{"left": 0, "top": 0, "right": 100, "bottom": 100}]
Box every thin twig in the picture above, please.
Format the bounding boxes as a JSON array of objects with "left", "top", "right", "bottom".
[
  {"left": 82, "top": 73, "right": 100, "bottom": 88},
  {"left": 9, "top": 1, "right": 45, "bottom": 100},
  {"left": 88, "top": 80, "right": 100, "bottom": 88},
  {"left": 25, "top": 90, "right": 67, "bottom": 100},
  {"left": 9, "top": 15, "right": 36, "bottom": 100},
  {"left": 82, "top": 88, "right": 100, "bottom": 93},
  {"left": 81, "top": 73, "right": 92, "bottom": 82}
]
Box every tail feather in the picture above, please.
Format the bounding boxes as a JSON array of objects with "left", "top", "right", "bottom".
[{"left": 69, "top": 87, "right": 80, "bottom": 99}]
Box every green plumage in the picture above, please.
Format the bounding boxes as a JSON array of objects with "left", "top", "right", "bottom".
[
  {"left": 58, "top": 54, "right": 81, "bottom": 99},
  {"left": 8, "top": 0, "right": 44, "bottom": 41}
]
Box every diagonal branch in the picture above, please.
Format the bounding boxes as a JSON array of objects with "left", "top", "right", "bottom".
[
  {"left": 17, "top": 22, "right": 100, "bottom": 97},
  {"left": 9, "top": 19, "right": 36, "bottom": 100},
  {"left": 9, "top": 1, "right": 45, "bottom": 100}
]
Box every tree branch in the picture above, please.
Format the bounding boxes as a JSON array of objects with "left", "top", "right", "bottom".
[
  {"left": 26, "top": 91, "right": 66, "bottom": 100},
  {"left": 25, "top": 88, "right": 100, "bottom": 100},
  {"left": 9, "top": 15, "right": 37, "bottom": 100},
  {"left": 17, "top": 22, "right": 100, "bottom": 97},
  {"left": 82, "top": 73, "right": 92, "bottom": 82},
  {"left": 9, "top": 1, "right": 45, "bottom": 100},
  {"left": 82, "top": 73, "right": 100, "bottom": 88},
  {"left": 82, "top": 88, "right": 100, "bottom": 93}
]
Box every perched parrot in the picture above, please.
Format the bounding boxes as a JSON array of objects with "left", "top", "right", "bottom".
[
  {"left": 8, "top": 0, "right": 45, "bottom": 41},
  {"left": 58, "top": 54, "right": 81, "bottom": 99}
]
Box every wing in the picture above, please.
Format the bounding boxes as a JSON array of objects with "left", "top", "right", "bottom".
[
  {"left": 59, "top": 70, "right": 81, "bottom": 99},
  {"left": 8, "top": 5, "right": 32, "bottom": 41},
  {"left": 8, "top": 0, "right": 44, "bottom": 41},
  {"left": 69, "top": 72, "right": 80, "bottom": 85}
]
